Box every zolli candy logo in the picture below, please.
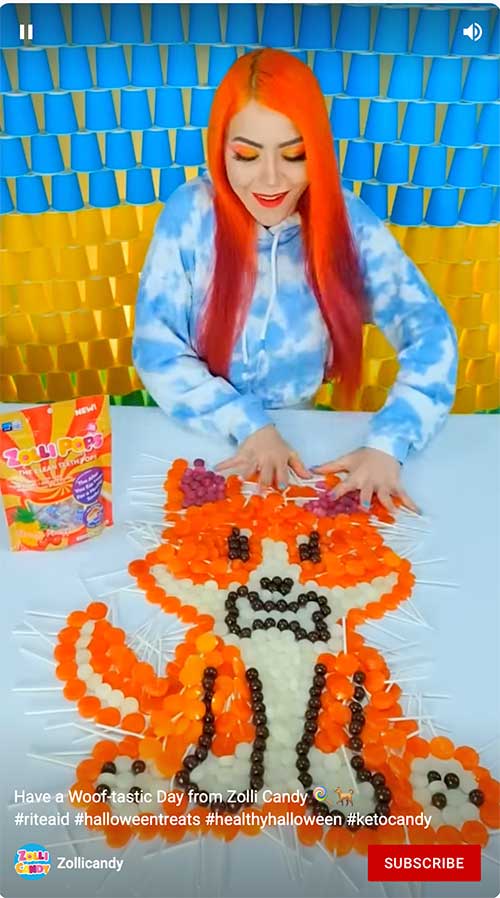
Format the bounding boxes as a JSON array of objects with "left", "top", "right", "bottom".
[{"left": 14, "top": 843, "right": 51, "bottom": 879}]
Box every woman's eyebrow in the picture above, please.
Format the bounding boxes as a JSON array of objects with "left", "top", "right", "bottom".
[{"left": 230, "top": 136, "right": 304, "bottom": 148}]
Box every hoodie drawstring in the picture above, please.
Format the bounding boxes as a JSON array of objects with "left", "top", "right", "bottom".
[{"left": 242, "top": 229, "right": 280, "bottom": 367}]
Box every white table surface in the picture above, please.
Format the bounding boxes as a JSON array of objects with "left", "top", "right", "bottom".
[{"left": 1, "top": 407, "right": 499, "bottom": 898}]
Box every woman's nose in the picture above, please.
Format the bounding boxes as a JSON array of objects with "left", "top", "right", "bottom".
[{"left": 262, "top": 154, "right": 280, "bottom": 188}]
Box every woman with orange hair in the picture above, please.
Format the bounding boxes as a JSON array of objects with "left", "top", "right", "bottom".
[{"left": 133, "top": 49, "right": 457, "bottom": 512}]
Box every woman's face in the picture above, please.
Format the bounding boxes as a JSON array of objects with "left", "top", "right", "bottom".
[{"left": 225, "top": 100, "right": 309, "bottom": 227}]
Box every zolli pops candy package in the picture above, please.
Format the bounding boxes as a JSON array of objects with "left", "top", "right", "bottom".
[{"left": 0, "top": 396, "right": 112, "bottom": 551}]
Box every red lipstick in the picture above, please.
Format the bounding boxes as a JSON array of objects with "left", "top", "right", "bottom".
[{"left": 252, "top": 191, "right": 289, "bottom": 208}]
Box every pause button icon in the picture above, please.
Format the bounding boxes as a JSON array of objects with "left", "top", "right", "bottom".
[{"left": 19, "top": 23, "right": 33, "bottom": 40}]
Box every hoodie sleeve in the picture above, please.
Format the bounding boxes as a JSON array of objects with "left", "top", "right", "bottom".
[
  {"left": 132, "top": 183, "right": 273, "bottom": 444},
  {"left": 345, "top": 192, "right": 458, "bottom": 464}
]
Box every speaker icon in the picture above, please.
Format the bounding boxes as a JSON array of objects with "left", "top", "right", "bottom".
[{"left": 463, "top": 22, "right": 483, "bottom": 41}]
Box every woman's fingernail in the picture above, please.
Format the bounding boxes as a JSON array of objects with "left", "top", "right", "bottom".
[
  {"left": 279, "top": 482, "right": 286, "bottom": 490},
  {"left": 362, "top": 500, "right": 370, "bottom": 508}
]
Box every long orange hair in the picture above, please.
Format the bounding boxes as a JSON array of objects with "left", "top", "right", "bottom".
[{"left": 198, "top": 48, "right": 366, "bottom": 400}]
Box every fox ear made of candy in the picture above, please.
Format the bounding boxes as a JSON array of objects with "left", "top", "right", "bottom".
[{"left": 56, "top": 458, "right": 500, "bottom": 852}]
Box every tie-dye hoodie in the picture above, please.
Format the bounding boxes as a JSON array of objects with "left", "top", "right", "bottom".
[{"left": 133, "top": 171, "right": 457, "bottom": 463}]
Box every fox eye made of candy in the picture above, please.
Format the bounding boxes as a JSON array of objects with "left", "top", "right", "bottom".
[
  {"left": 226, "top": 527, "right": 250, "bottom": 561},
  {"left": 298, "top": 531, "right": 321, "bottom": 563}
]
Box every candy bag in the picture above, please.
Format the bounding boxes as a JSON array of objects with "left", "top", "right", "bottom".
[{"left": 0, "top": 396, "right": 113, "bottom": 551}]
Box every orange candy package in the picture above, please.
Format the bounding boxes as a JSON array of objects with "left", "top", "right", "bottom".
[{"left": 0, "top": 396, "right": 113, "bottom": 551}]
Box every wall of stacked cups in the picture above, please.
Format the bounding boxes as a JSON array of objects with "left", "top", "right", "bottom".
[{"left": 1, "top": 4, "right": 499, "bottom": 412}]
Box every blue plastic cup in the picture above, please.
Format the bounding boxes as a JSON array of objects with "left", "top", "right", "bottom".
[
  {"left": 71, "top": 132, "right": 102, "bottom": 171},
  {"left": 484, "top": 147, "right": 500, "bottom": 186},
  {"left": 425, "top": 58, "right": 462, "bottom": 102},
  {"left": 377, "top": 143, "right": 409, "bottom": 184},
  {"left": 31, "top": 3, "right": 66, "bottom": 45},
  {"left": 154, "top": 86, "right": 185, "bottom": 127},
  {"left": 18, "top": 48, "right": 53, "bottom": 92},
  {"left": 190, "top": 87, "right": 215, "bottom": 127},
  {"left": 142, "top": 129, "right": 172, "bottom": 166},
  {"left": 0, "top": 51, "right": 11, "bottom": 90},
  {"left": 105, "top": 131, "right": 136, "bottom": 169},
  {"left": 31, "top": 134, "right": 64, "bottom": 173},
  {"left": 226, "top": 4, "right": 259, "bottom": 44},
  {"left": 477, "top": 104, "right": 500, "bottom": 145},
  {"left": 460, "top": 187, "right": 494, "bottom": 225},
  {"left": 425, "top": 187, "right": 459, "bottom": 226},
  {"left": 489, "top": 12, "right": 499, "bottom": 54},
  {"left": 412, "top": 8, "right": 450, "bottom": 54},
  {"left": 440, "top": 104, "right": 477, "bottom": 147},
  {"left": 16, "top": 174, "right": 49, "bottom": 213},
  {"left": 401, "top": 102, "right": 436, "bottom": 145},
  {"left": 0, "top": 179, "right": 13, "bottom": 213},
  {"left": 286, "top": 50, "right": 308, "bottom": 63},
  {"left": 59, "top": 46, "right": 93, "bottom": 90},
  {"left": 491, "top": 189, "right": 500, "bottom": 222},
  {"left": 110, "top": 4, "right": 144, "bottom": 43},
  {"left": 159, "top": 166, "right": 185, "bottom": 201},
  {"left": 188, "top": 4, "right": 221, "bottom": 43},
  {"left": 52, "top": 172, "right": 84, "bottom": 211},
  {"left": 0, "top": 5, "right": 21, "bottom": 47},
  {"left": 167, "top": 44, "right": 198, "bottom": 87},
  {"left": 463, "top": 58, "right": 499, "bottom": 102},
  {"left": 451, "top": 9, "right": 490, "bottom": 55},
  {"left": 364, "top": 99, "right": 398, "bottom": 142},
  {"left": 387, "top": 56, "right": 423, "bottom": 100},
  {"left": 335, "top": 5, "right": 371, "bottom": 51},
  {"left": 126, "top": 168, "right": 155, "bottom": 204},
  {"left": 175, "top": 128, "right": 205, "bottom": 165},
  {"left": 330, "top": 97, "right": 359, "bottom": 138},
  {"left": 151, "top": 4, "right": 183, "bottom": 42},
  {"left": 121, "top": 89, "right": 152, "bottom": 130},
  {"left": 360, "top": 182, "right": 388, "bottom": 220},
  {"left": 207, "top": 46, "right": 237, "bottom": 86},
  {"left": 85, "top": 89, "right": 117, "bottom": 131},
  {"left": 262, "top": 5, "right": 294, "bottom": 47},
  {"left": 71, "top": 4, "right": 106, "bottom": 44},
  {"left": 0, "top": 136, "right": 28, "bottom": 176},
  {"left": 298, "top": 3, "right": 332, "bottom": 48},
  {"left": 131, "top": 45, "right": 163, "bottom": 87},
  {"left": 346, "top": 54, "right": 379, "bottom": 98},
  {"left": 45, "top": 91, "right": 78, "bottom": 134},
  {"left": 413, "top": 145, "right": 446, "bottom": 187},
  {"left": 448, "top": 147, "right": 483, "bottom": 189},
  {"left": 373, "top": 6, "right": 409, "bottom": 53},
  {"left": 89, "top": 170, "right": 120, "bottom": 208},
  {"left": 4, "top": 93, "right": 38, "bottom": 135},
  {"left": 391, "top": 186, "right": 423, "bottom": 226},
  {"left": 342, "top": 178, "right": 354, "bottom": 192},
  {"left": 96, "top": 45, "right": 130, "bottom": 89},
  {"left": 342, "top": 140, "right": 374, "bottom": 181},
  {"left": 313, "top": 51, "right": 343, "bottom": 93}
]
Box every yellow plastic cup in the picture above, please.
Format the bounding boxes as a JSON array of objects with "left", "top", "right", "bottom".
[
  {"left": 404, "top": 227, "right": 436, "bottom": 263},
  {"left": 438, "top": 226, "right": 469, "bottom": 262},
  {"left": 458, "top": 325, "right": 489, "bottom": 357},
  {"left": 127, "top": 237, "right": 149, "bottom": 273},
  {"left": 363, "top": 324, "right": 393, "bottom": 360},
  {"left": 108, "top": 205, "right": 139, "bottom": 240},
  {"left": 466, "top": 225, "right": 500, "bottom": 261},
  {"left": 1, "top": 213, "right": 40, "bottom": 251},
  {"left": 473, "top": 260, "right": 499, "bottom": 293},
  {"left": 360, "top": 385, "right": 387, "bottom": 412},
  {"left": 35, "top": 211, "right": 73, "bottom": 248},
  {"left": 106, "top": 365, "right": 134, "bottom": 395},
  {"left": 140, "top": 202, "right": 161, "bottom": 235},
  {"left": 4, "top": 312, "right": 35, "bottom": 344},
  {"left": 100, "top": 306, "right": 129, "bottom": 338},
  {"left": 84, "top": 277, "right": 115, "bottom": 309},
  {"left": 446, "top": 262, "right": 474, "bottom": 296},
  {"left": 27, "top": 247, "right": 56, "bottom": 281},
  {"left": 477, "top": 381, "right": 500, "bottom": 411},
  {"left": 56, "top": 341, "right": 85, "bottom": 372},
  {"left": 32, "top": 313, "right": 67, "bottom": 345},
  {"left": 16, "top": 282, "right": 52, "bottom": 314},
  {"left": 452, "top": 385, "right": 476, "bottom": 413},
  {"left": 74, "top": 208, "right": 106, "bottom": 244},
  {"left": 377, "top": 357, "right": 399, "bottom": 388},
  {"left": 482, "top": 292, "right": 500, "bottom": 324},
  {"left": 67, "top": 308, "right": 98, "bottom": 341},
  {"left": 51, "top": 280, "right": 82, "bottom": 312},
  {"left": 25, "top": 344, "right": 55, "bottom": 373},
  {"left": 487, "top": 322, "right": 499, "bottom": 354},
  {"left": 0, "top": 250, "right": 25, "bottom": 284},
  {"left": 115, "top": 336, "right": 132, "bottom": 366},
  {"left": 0, "top": 374, "right": 18, "bottom": 402},
  {"left": 0, "top": 345, "right": 24, "bottom": 374},
  {"left": 114, "top": 272, "right": 138, "bottom": 306},
  {"left": 13, "top": 373, "right": 46, "bottom": 403},
  {"left": 98, "top": 241, "right": 126, "bottom": 276},
  {"left": 76, "top": 369, "right": 103, "bottom": 396},
  {"left": 454, "top": 295, "right": 483, "bottom": 328},
  {"left": 87, "top": 338, "right": 115, "bottom": 369},
  {"left": 466, "top": 354, "right": 496, "bottom": 385},
  {"left": 46, "top": 371, "right": 75, "bottom": 401},
  {"left": 58, "top": 245, "right": 91, "bottom": 280},
  {"left": 417, "top": 261, "right": 448, "bottom": 296}
]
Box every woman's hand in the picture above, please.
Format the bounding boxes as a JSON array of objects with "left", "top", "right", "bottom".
[
  {"left": 215, "top": 424, "right": 311, "bottom": 488},
  {"left": 313, "top": 447, "right": 419, "bottom": 514}
]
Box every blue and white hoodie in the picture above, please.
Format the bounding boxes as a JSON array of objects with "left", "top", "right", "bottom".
[{"left": 133, "top": 171, "right": 458, "bottom": 463}]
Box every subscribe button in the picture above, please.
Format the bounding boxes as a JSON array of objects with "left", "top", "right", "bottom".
[{"left": 368, "top": 845, "right": 481, "bottom": 882}]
